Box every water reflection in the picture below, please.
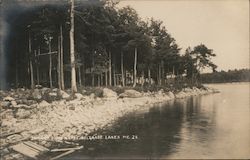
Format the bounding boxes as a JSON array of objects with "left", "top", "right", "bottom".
[{"left": 67, "top": 83, "right": 250, "bottom": 159}]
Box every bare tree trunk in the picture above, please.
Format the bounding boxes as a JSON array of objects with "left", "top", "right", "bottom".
[
  {"left": 60, "top": 25, "right": 65, "bottom": 90},
  {"left": 105, "top": 70, "right": 108, "bottom": 86},
  {"left": 148, "top": 67, "right": 151, "bottom": 85},
  {"left": 108, "top": 51, "right": 112, "bottom": 86},
  {"left": 113, "top": 60, "right": 116, "bottom": 86},
  {"left": 57, "top": 35, "right": 61, "bottom": 90},
  {"left": 49, "top": 40, "right": 53, "bottom": 88},
  {"left": 121, "top": 51, "right": 125, "bottom": 86},
  {"left": 133, "top": 47, "right": 137, "bottom": 87},
  {"left": 70, "top": 0, "right": 77, "bottom": 93},
  {"left": 100, "top": 73, "right": 103, "bottom": 86},
  {"left": 28, "top": 32, "right": 34, "bottom": 89},
  {"left": 162, "top": 61, "right": 165, "bottom": 85},
  {"left": 142, "top": 70, "right": 145, "bottom": 86},
  {"left": 91, "top": 54, "right": 95, "bottom": 86},
  {"left": 97, "top": 74, "right": 100, "bottom": 87},
  {"left": 158, "top": 64, "right": 161, "bottom": 85},
  {"left": 36, "top": 47, "right": 40, "bottom": 85},
  {"left": 78, "top": 66, "right": 82, "bottom": 87}
]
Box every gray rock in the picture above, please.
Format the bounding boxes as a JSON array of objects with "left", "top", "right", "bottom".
[
  {"left": 16, "top": 109, "right": 31, "bottom": 119},
  {"left": 166, "top": 91, "right": 175, "bottom": 99},
  {"left": 1, "top": 101, "right": 11, "bottom": 108},
  {"left": 119, "top": 89, "right": 142, "bottom": 98},
  {"left": 60, "top": 90, "right": 70, "bottom": 99},
  {"left": 32, "top": 89, "right": 42, "bottom": 100},
  {"left": 11, "top": 101, "right": 17, "bottom": 107},
  {"left": 75, "top": 93, "right": 84, "bottom": 100},
  {"left": 103, "top": 88, "right": 117, "bottom": 98},
  {"left": 39, "top": 100, "right": 50, "bottom": 107},
  {"left": 89, "top": 93, "right": 95, "bottom": 99}
]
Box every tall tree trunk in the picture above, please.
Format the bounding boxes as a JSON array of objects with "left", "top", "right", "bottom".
[
  {"left": 133, "top": 47, "right": 137, "bottom": 87},
  {"left": 108, "top": 51, "right": 112, "bottom": 86},
  {"left": 36, "top": 47, "right": 40, "bottom": 85},
  {"left": 158, "top": 63, "right": 161, "bottom": 85},
  {"left": 105, "top": 70, "right": 108, "bottom": 86},
  {"left": 78, "top": 66, "right": 82, "bottom": 87},
  {"left": 60, "top": 25, "right": 65, "bottom": 90},
  {"left": 70, "top": 0, "right": 77, "bottom": 93},
  {"left": 91, "top": 54, "right": 95, "bottom": 86},
  {"left": 49, "top": 40, "right": 52, "bottom": 88},
  {"left": 113, "top": 59, "right": 116, "bottom": 86},
  {"left": 97, "top": 74, "right": 100, "bottom": 87},
  {"left": 142, "top": 70, "right": 145, "bottom": 86},
  {"left": 121, "top": 51, "right": 125, "bottom": 86},
  {"left": 148, "top": 67, "right": 151, "bottom": 85},
  {"left": 28, "top": 32, "right": 34, "bottom": 89},
  {"left": 100, "top": 73, "right": 103, "bottom": 86},
  {"left": 162, "top": 60, "right": 165, "bottom": 85},
  {"left": 57, "top": 35, "right": 61, "bottom": 90}
]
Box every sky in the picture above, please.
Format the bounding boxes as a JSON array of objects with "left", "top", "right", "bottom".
[{"left": 118, "top": 0, "right": 249, "bottom": 71}]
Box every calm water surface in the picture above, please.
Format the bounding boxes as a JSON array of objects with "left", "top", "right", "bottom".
[{"left": 68, "top": 83, "right": 250, "bottom": 159}]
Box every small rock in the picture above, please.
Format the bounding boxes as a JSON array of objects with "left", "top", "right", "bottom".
[
  {"left": 10, "top": 101, "right": 17, "bottom": 107},
  {"left": 39, "top": 100, "right": 50, "bottom": 107},
  {"left": 69, "top": 106, "right": 75, "bottom": 110},
  {"left": 48, "top": 92, "right": 57, "bottom": 97},
  {"left": 32, "top": 89, "right": 42, "bottom": 100},
  {"left": 75, "top": 93, "right": 84, "bottom": 100},
  {"left": 60, "top": 90, "right": 70, "bottom": 99},
  {"left": 166, "top": 91, "right": 175, "bottom": 99},
  {"left": 3, "top": 96, "right": 15, "bottom": 101},
  {"left": 89, "top": 93, "right": 95, "bottom": 99},
  {"left": 103, "top": 88, "right": 117, "bottom": 98},
  {"left": 16, "top": 109, "right": 31, "bottom": 119},
  {"left": 119, "top": 89, "right": 142, "bottom": 98},
  {"left": 1, "top": 101, "right": 11, "bottom": 108}
]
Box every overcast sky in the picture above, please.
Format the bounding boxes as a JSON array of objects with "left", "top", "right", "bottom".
[{"left": 118, "top": 0, "right": 249, "bottom": 71}]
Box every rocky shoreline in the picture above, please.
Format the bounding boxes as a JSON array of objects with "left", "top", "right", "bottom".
[{"left": 0, "top": 86, "right": 218, "bottom": 159}]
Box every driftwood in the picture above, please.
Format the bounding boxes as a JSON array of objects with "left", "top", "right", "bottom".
[
  {"left": 11, "top": 141, "right": 49, "bottom": 159},
  {"left": 11, "top": 140, "right": 83, "bottom": 160},
  {"left": 50, "top": 146, "right": 83, "bottom": 152},
  {"left": 0, "top": 130, "right": 25, "bottom": 138},
  {"left": 50, "top": 150, "right": 75, "bottom": 160}
]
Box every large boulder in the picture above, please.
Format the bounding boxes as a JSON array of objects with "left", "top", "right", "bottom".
[
  {"left": 102, "top": 88, "right": 117, "bottom": 98},
  {"left": 119, "top": 89, "right": 142, "bottom": 98}
]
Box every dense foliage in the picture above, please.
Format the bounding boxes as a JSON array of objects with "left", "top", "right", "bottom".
[
  {"left": 201, "top": 69, "right": 250, "bottom": 83},
  {"left": 2, "top": 0, "right": 218, "bottom": 90}
]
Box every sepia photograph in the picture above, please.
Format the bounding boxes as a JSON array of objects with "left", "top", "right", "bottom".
[{"left": 0, "top": 0, "right": 249, "bottom": 159}]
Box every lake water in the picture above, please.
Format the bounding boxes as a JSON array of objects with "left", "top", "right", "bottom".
[{"left": 67, "top": 83, "right": 250, "bottom": 159}]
